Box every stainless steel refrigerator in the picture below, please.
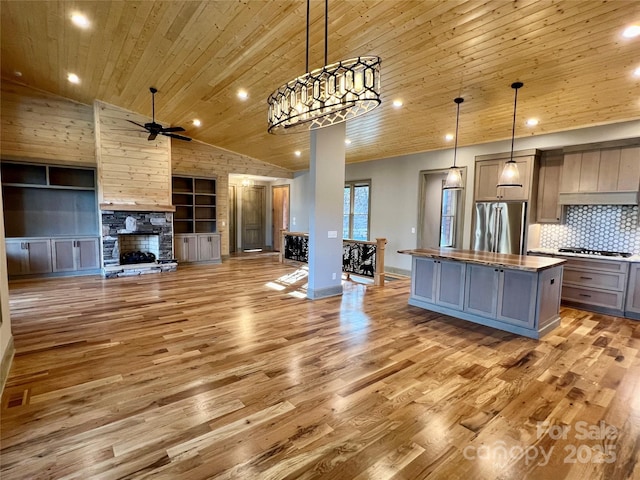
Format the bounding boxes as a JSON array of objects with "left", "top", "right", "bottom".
[{"left": 473, "top": 202, "right": 527, "bottom": 254}]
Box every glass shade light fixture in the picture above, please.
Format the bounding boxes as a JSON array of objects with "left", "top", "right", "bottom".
[
  {"left": 497, "top": 82, "right": 524, "bottom": 188},
  {"left": 443, "top": 97, "right": 465, "bottom": 190},
  {"left": 267, "top": 0, "right": 381, "bottom": 134}
]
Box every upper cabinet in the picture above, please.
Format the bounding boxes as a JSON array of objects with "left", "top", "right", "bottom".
[
  {"left": 559, "top": 146, "right": 640, "bottom": 205},
  {"left": 474, "top": 150, "right": 538, "bottom": 202},
  {"left": 536, "top": 150, "right": 563, "bottom": 223}
]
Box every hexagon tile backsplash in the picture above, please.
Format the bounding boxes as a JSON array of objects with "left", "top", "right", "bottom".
[{"left": 539, "top": 205, "right": 640, "bottom": 254}]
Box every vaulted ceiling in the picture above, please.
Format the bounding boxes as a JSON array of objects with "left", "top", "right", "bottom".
[{"left": 1, "top": 1, "right": 639, "bottom": 171}]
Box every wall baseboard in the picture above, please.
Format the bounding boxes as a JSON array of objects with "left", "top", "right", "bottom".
[
  {"left": 307, "top": 285, "right": 343, "bottom": 300},
  {"left": 385, "top": 266, "right": 411, "bottom": 277},
  {"left": 1, "top": 336, "right": 15, "bottom": 394}
]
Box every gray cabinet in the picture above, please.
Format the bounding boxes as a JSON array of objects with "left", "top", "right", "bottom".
[
  {"left": 464, "top": 264, "right": 537, "bottom": 328},
  {"left": 474, "top": 153, "right": 536, "bottom": 202},
  {"left": 497, "top": 269, "right": 537, "bottom": 328},
  {"left": 51, "top": 238, "right": 100, "bottom": 272},
  {"left": 559, "top": 146, "right": 640, "bottom": 205},
  {"left": 536, "top": 151, "right": 563, "bottom": 223},
  {"left": 408, "top": 252, "right": 564, "bottom": 338},
  {"left": 6, "top": 239, "right": 52, "bottom": 275},
  {"left": 197, "top": 234, "right": 221, "bottom": 262},
  {"left": 175, "top": 233, "right": 221, "bottom": 263},
  {"left": 625, "top": 263, "right": 640, "bottom": 319},
  {"left": 561, "top": 256, "right": 628, "bottom": 315},
  {"left": 412, "top": 257, "right": 465, "bottom": 309},
  {"left": 174, "top": 234, "right": 198, "bottom": 262},
  {"left": 464, "top": 264, "right": 499, "bottom": 317}
]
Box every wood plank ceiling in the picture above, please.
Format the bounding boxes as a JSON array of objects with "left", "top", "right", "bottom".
[{"left": 1, "top": 0, "right": 639, "bottom": 171}]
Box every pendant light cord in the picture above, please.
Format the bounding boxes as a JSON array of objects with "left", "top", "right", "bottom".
[
  {"left": 509, "top": 83, "right": 522, "bottom": 162},
  {"left": 453, "top": 100, "right": 461, "bottom": 167},
  {"left": 324, "top": 0, "right": 328, "bottom": 65},
  {"left": 305, "top": 0, "right": 310, "bottom": 72}
]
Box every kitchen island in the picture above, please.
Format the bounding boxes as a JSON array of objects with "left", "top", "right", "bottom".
[{"left": 398, "top": 248, "right": 566, "bottom": 339}]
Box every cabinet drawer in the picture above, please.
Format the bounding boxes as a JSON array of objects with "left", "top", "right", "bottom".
[
  {"left": 562, "top": 285, "right": 624, "bottom": 310},
  {"left": 563, "top": 268, "right": 627, "bottom": 291},
  {"left": 562, "top": 257, "right": 628, "bottom": 274}
]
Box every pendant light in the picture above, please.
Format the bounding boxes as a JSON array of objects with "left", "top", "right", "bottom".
[
  {"left": 497, "top": 82, "right": 524, "bottom": 188},
  {"left": 267, "top": 0, "right": 381, "bottom": 133},
  {"left": 443, "top": 97, "right": 465, "bottom": 190}
]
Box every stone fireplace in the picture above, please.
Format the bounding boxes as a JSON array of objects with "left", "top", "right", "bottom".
[{"left": 101, "top": 210, "right": 176, "bottom": 277}]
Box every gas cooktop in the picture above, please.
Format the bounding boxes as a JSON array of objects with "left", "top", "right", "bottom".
[{"left": 558, "top": 247, "right": 632, "bottom": 258}]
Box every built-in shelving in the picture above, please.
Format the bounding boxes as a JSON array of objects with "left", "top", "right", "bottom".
[
  {"left": 171, "top": 176, "right": 217, "bottom": 234},
  {"left": 1, "top": 161, "right": 98, "bottom": 238}
]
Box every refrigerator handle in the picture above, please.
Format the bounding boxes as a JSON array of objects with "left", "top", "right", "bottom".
[
  {"left": 495, "top": 212, "right": 501, "bottom": 253},
  {"left": 493, "top": 205, "right": 502, "bottom": 253}
]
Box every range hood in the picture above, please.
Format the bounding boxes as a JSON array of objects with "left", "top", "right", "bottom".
[{"left": 558, "top": 191, "right": 639, "bottom": 206}]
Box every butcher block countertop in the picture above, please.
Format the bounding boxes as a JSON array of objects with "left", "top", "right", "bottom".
[{"left": 398, "top": 247, "right": 566, "bottom": 272}]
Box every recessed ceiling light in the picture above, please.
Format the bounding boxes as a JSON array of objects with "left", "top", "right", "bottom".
[
  {"left": 67, "top": 73, "right": 80, "bottom": 84},
  {"left": 71, "top": 12, "right": 90, "bottom": 29},
  {"left": 14, "top": 71, "right": 22, "bottom": 77},
  {"left": 622, "top": 25, "right": 640, "bottom": 38},
  {"left": 526, "top": 118, "right": 539, "bottom": 126},
  {"left": 237, "top": 89, "right": 248, "bottom": 100},
  {"left": 634, "top": 66, "right": 640, "bottom": 77},
  {"left": 345, "top": 139, "right": 352, "bottom": 145},
  {"left": 392, "top": 99, "right": 403, "bottom": 108},
  {"left": 193, "top": 119, "right": 201, "bottom": 127},
  {"left": 294, "top": 150, "right": 301, "bottom": 157},
  {"left": 445, "top": 134, "right": 454, "bottom": 141}
]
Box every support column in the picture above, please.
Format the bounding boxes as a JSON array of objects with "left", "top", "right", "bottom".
[{"left": 308, "top": 122, "right": 346, "bottom": 299}]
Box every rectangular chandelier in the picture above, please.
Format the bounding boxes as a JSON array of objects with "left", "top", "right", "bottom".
[{"left": 267, "top": 56, "right": 381, "bottom": 134}]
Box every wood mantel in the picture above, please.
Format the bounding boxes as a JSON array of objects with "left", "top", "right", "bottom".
[{"left": 99, "top": 203, "right": 176, "bottom": 212}]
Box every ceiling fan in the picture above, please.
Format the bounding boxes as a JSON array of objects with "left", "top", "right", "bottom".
[{"left": 127, "top": 87, "right": 192, "bottom": 141}]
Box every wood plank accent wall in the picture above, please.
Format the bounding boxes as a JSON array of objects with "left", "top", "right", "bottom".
[
  {"left": 172, "top": 140, "right": 293, "bottom": 256},
  {"left": 94, "top": 100, "right": 173, "bottom": 211},
  {"left": 0, "top": 81, "right": 95, "bottom": 166}
]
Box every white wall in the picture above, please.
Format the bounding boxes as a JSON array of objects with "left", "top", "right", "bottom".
[
  {"left": 287, "top": 120, "right": 640, "bottom": 273},
  {"left": 0, "top": 167, "right": 14, "bottom": 391}
]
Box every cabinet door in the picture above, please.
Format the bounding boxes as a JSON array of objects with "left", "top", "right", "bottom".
[
  {"left": 26, "top": 240, "right": 52, "bottom": 274},
  {"left": 5, "top": 240, "right": 27, "bottom": 275},
  {"left": 618, "top": 147, "right": 640, "bottom": 192},
  {"left": 197, "top": 235, "right": 217, "bottom": 261},
  {"left": 175, "top": 235, "right": 197, "bottom": 262},
  {"left": 578, "top": 151, "right": 600, "bottom": 192},
  {"left": 625, "top": 264, "right": 640, "bottom": 315},
  {"left": 209, "top": 234, "right": 221, "bottom": 261},
  {"left": 52, "top": 239, "right": 76, "bottom": 272},
  {"left": 435, "top": 260, "right": 465, "bottom": 309},
  {"left": 597, "top": 149, "right": 621, "bottom": 192},
  {"left": 560, "top": 153, "right": 581, "bottom": 193},
  {"left": 497, "top": 269, "right": 537, "bottom": 327},
  {"left": 464, "top": 264, "right": 499, "bottom": 317},
  {"left": 474, "top": 161, "right": 501, "bottom": 201},
  {"left": 412, "top": 257, "right": 437, "bottom": 302},
  {"left": 76, "top": 238, "right": 100, "bottom": 270},
  {"left": 536, "top": 154, "right": 562, "bottom": 223}
]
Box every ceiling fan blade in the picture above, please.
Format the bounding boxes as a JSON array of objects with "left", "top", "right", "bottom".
[
  {"left": 148, "top": 132, "right": 158, "bottom": 141},
  {"left": 163, "top": 132, "right": 192, "bottom": 141},
  {"left": 127, "top": 119, "right": 148, "bottom": 130},
  {"left": 160, "top": 126, "right": 185, "bottom": 133}
]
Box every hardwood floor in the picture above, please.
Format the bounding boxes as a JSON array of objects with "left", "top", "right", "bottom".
[{"left": 1, "top": 254, "right": 639, "bottom": 479}]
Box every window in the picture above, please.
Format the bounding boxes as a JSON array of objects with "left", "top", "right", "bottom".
[
  {"left": 344, "top": 180, "right": 370, "bottom": 240},
  {"left": 439, "top": 185, "right": 458, "bottom": 247}
]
